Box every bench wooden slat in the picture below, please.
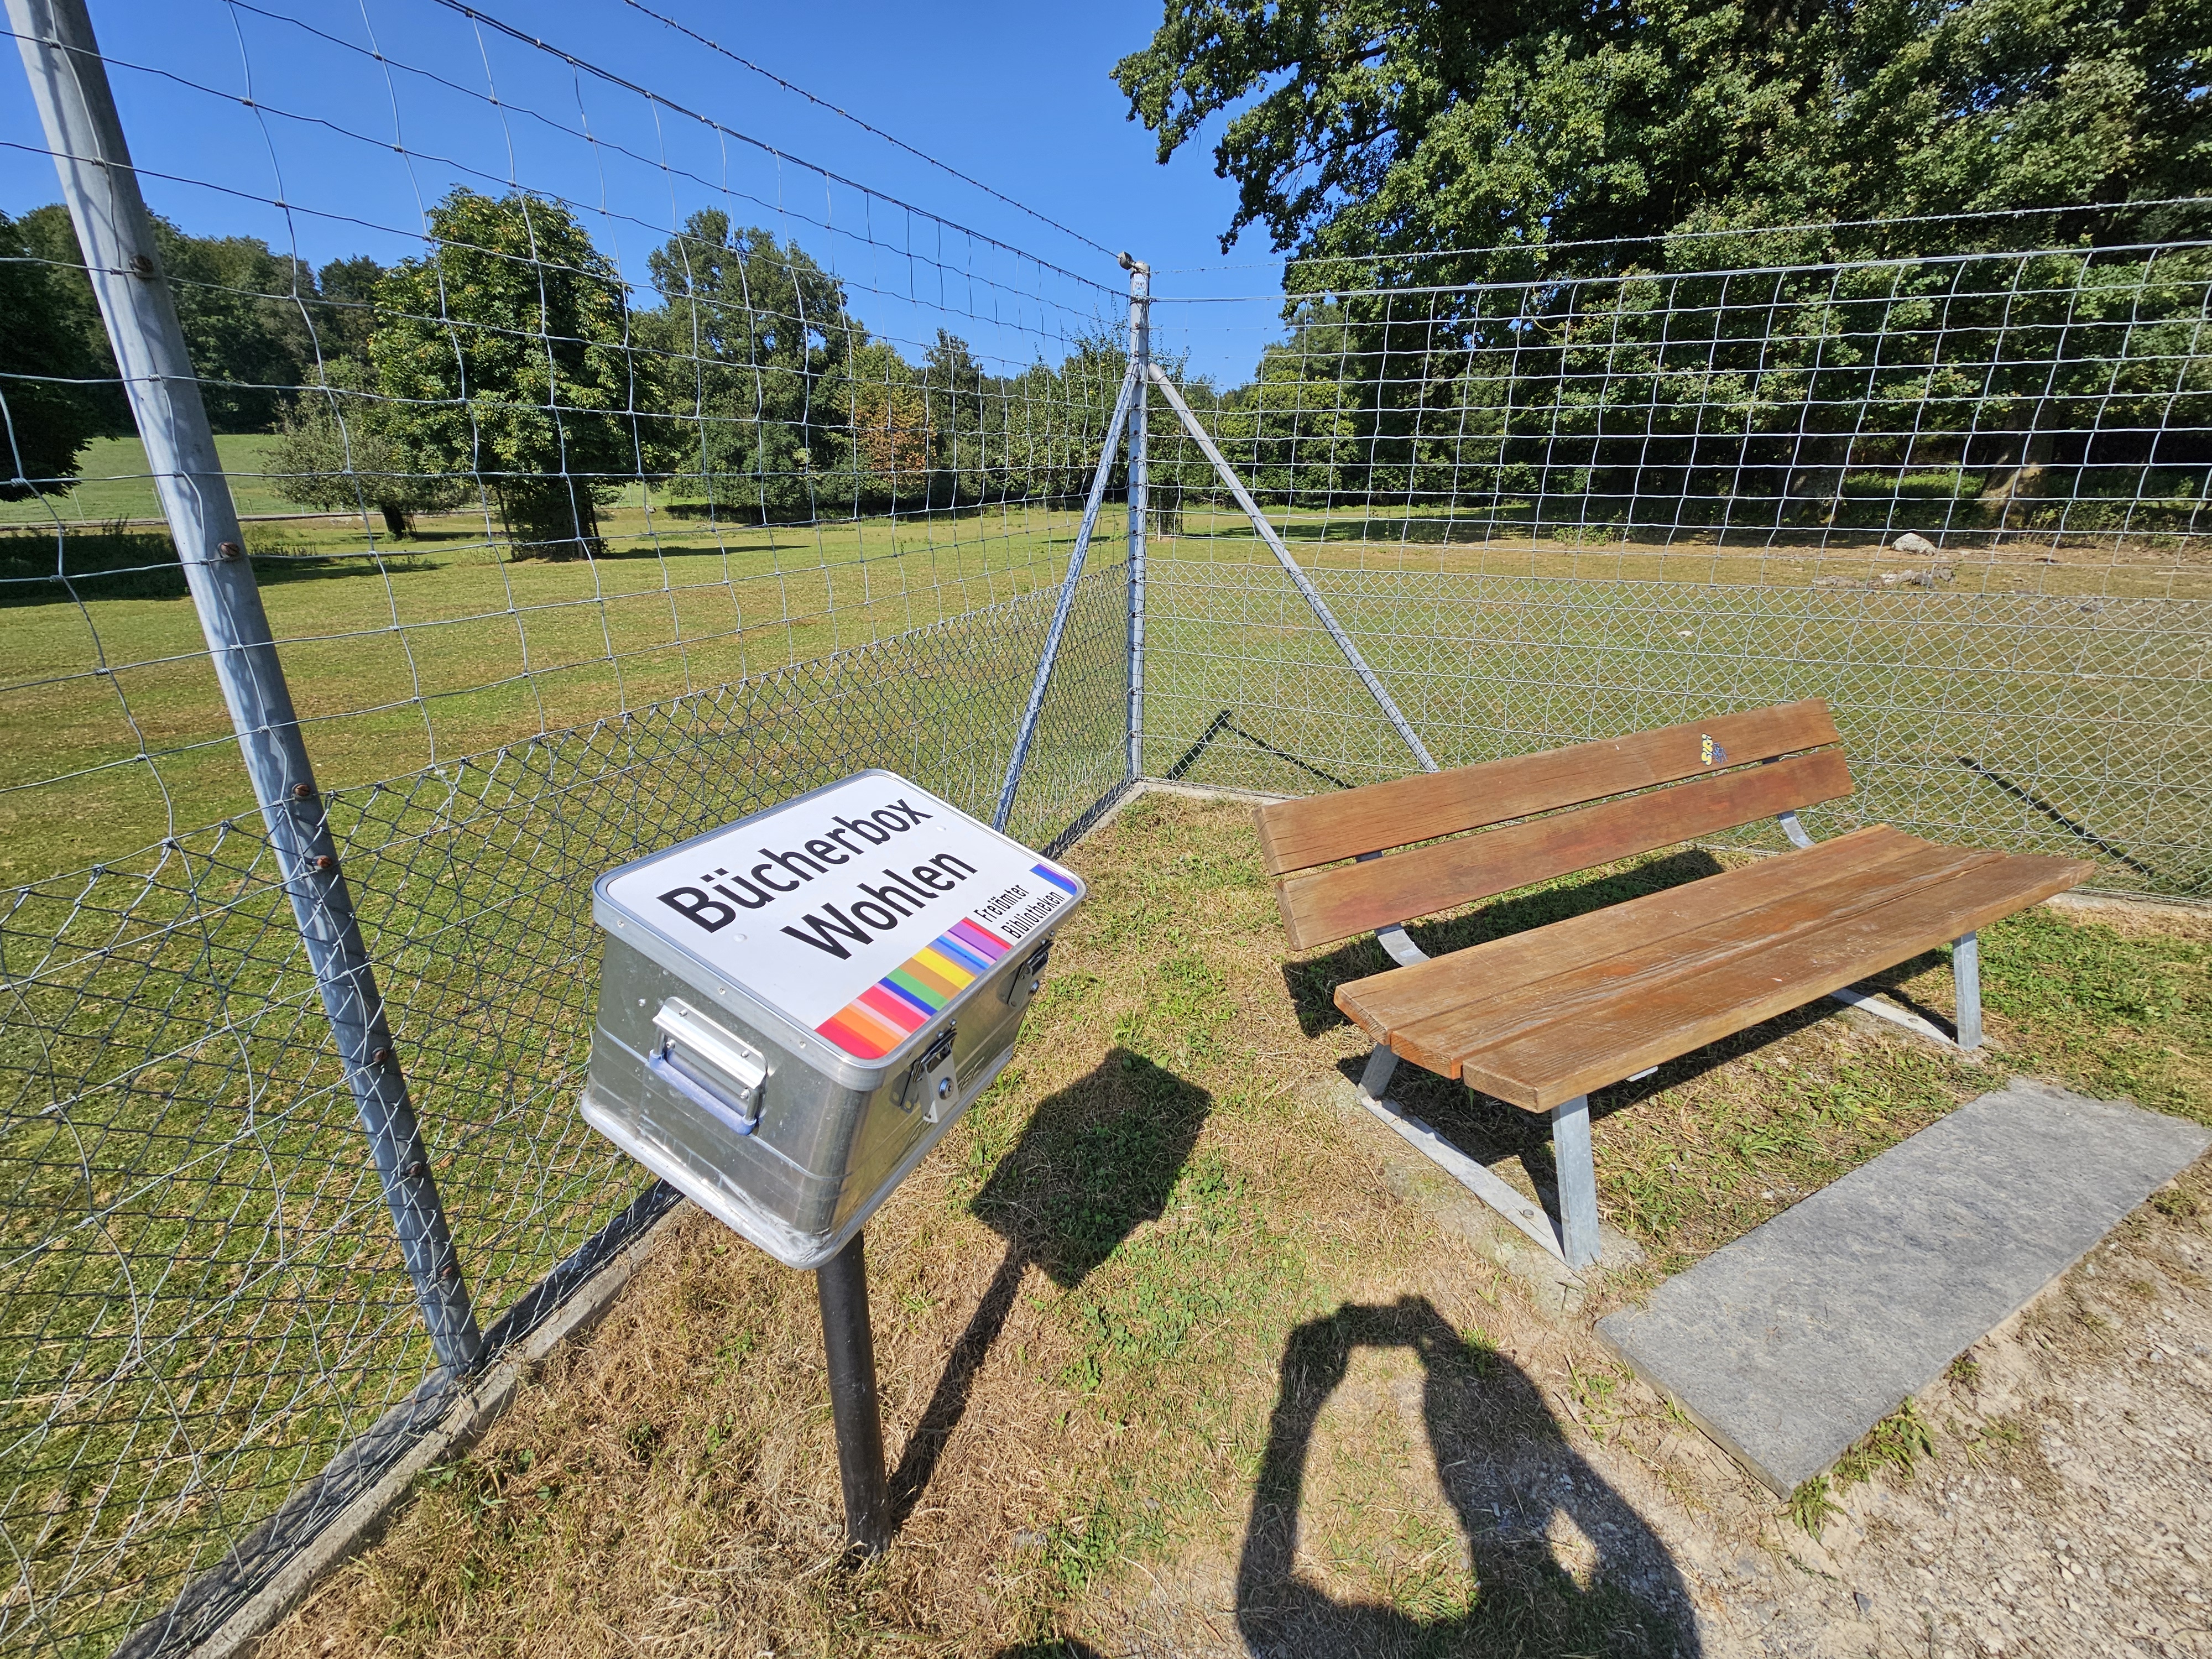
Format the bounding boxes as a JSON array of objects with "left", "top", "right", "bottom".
[
  {"left": 1459, "top": 852, "right": 2093, "bottom": 1110},
  {"left": 1334, "top": 825, "right": 1918, "bottom": 1038},
  {"left": 1379, "top": 836, "right": 2001, "bottom": 1081},
  {"left": 1255, "top": 698, "right": 1842, "bottom": 876},
  {"left": 1275, "top": 748, "right": 1854, "bottom": 950}
]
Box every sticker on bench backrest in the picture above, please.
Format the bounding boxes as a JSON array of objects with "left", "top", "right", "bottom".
[{"left": 1700, "top": 734, "right": 1729, "bottom": 766}]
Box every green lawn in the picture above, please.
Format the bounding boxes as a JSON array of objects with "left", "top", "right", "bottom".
[
  {"left": 0, "top": 434, "right": 692, "bottom": 529},
  {"left": 0, "top": 435, "right": 306, "bottom": 524},
  {"left": 0, "top": 541, "right": 1134, "bottom": 1658},
  {"left": 237, "top": 794, "right": 2212, "bottom": 1658},
  {"left": 3, "top": 497, "right": 2203, "bottom": 893},
  {"left": 1, "top": 487, "right": 2204, "bottom": 1655},
  {"left": 0, "top": 501, "right": 1111, "bottom": 878},
  {"left": 1139, "top": 513, "right": 2211, "bottom": 899}
]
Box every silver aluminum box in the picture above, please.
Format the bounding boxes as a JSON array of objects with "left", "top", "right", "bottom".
[{"left": 581, "top": 770, "right": 1086, "bottom": 1267}]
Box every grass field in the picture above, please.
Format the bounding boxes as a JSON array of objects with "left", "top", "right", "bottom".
[
  {"left": 0, "top": 500, "right": 1105, "bottom": 878},
  {"left": 2, "top": 483, "right": 2205, "bottom": 1654},
  {"left": 238, "top": 792, "right": 2212, "bottom": 1657},
  {"left": 3, "top": 495, "right": 2205, "bottom": 890},
  {"left": 0, "top": 436, "right": 302, "bottom": 525},
  {"left": 0, "top": 544, "right": 1131, "bottom": 1658},
  {"left": 1138, "top": 517, "right": 2211, "bottom": 899}
]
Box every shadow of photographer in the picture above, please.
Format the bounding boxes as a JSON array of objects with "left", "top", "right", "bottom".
[
  {"left": 1235, "top": 1297, "right": 1699, "bottom": 1657},
  {"left": 888, "top": 1047, "right": 1209, "bottom": 1530},
  {"left": 989, "top": 1298, "right": 1699, "bottom": 1656}
]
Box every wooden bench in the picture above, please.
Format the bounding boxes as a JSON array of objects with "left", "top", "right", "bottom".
[{"left": 1257, "top": 700, "right": 2093, "bottom": 1268}]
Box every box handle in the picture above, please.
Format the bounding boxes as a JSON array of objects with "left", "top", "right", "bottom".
[{"left": 650, "top": 999, "right": 768, "bottom": 1136}]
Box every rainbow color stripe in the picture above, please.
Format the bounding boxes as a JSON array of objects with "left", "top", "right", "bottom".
[{"left": 815, "top": 917, "right": 1014, "bottom": 1058}]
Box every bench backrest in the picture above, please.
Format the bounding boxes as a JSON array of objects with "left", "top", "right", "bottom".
[{"left": 1258, "top": 699, "right": 1852, "bottom": 948}]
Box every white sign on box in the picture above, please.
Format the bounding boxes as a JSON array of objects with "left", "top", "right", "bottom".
[{"left": 601, "top": 771, "right": 1082, "bottom": 1058}]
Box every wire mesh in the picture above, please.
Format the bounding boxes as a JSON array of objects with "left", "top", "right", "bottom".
[
  {"left": 5, "top": 3, "right": 2211, "bottom": 1653},
  {"left": 1141, "top": 216, "right": 2212, "bottom": 895},
  {"left": 1, "top": 2, "right": 1131, "bottom": 1651}
]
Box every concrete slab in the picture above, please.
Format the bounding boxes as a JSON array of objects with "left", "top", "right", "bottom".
[{"left": 1595, "top": 1079, "right": 2210, "bottom": 1496}]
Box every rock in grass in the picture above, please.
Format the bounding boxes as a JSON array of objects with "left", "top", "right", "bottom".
[{"left": 1888, "top": 531, "right": 1941, "bottom": 557}]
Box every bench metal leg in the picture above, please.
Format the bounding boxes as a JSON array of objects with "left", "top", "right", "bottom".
[
  {"left": 1828, "top": 934, "right": 1984, "bottom": 1051},
  {"left": 1358, "top": 1044, "right": 1399, "bottom": 1101},
  {"left": 1953, "top": 931, "right": 1983, "bottom": 1050},
  {"left": 1550, "top": 1095, "right": 1601, "bottom": 1270},
  {"left": 1354, "top": 1057, "right": 1569, "bottom": 1261}
]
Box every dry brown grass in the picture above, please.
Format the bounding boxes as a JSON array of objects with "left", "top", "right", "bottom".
[{"left": 252, "top": 793, "right": 2212, "bottom": 1657}]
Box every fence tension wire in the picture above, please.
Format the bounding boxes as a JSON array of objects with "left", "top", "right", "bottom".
[
  {"left": 992, "top": 354, "right": 1141, "bottom": 830},
  {"left": 11, "top": 0, "right": 484, "bottom": 1374},
  {"left": 1144, "top": 362, "right": 1439, "bottom": 775}
]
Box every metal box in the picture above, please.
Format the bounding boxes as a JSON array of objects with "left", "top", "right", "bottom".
[{"left": 580, "top": 770, "right": 1086, "bottom": 1267}]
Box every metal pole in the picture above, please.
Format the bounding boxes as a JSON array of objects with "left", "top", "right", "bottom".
[
  {"left": 815, "top": 1231, "right": 890, "bottom": 1555},
  {"left": 1123, "top": 256, "right": 1150, "bottom": 781},
  {"left": 11, "top": 0, "right": 483, "bottom": 1374},
  {"left": 992, "top": 361, "right": 1140, "bottom": 830},
  {"left": 1145, "top": 363, "right": 1439, "bottom": 774}
]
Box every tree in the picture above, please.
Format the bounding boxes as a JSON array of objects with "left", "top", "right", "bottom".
[
  {"left": 373, "top": 188, "right": 653, "bottom": 559},
  {"left": 309, "top": 255, "right": 385, "bottom": 369},
  {"left": 267, "top": 358, "right": 467, "bottom": 539},
  {"left": 0, "top": 211, "right": 102, "bottom": 500},
  {"left": 1114, "top": 0, "right": 2211, "bottom": 274},
  {"left": 17, "top": 203, "right": 325, "bottom": 432},
  {"left": 1119, "top": 1, "right": 2212, "bottom": 536},
  {"left": 17, "top": 205, "right": 128, "bottom": 437},
  {"left": 640, "top": 211, "right": 859, "bottom": 522},
  {"left": 839, "top": 339, "right": 931, "bottom": 506},
  {"left": 156, "top": 228, "right": 319, "bottom": 431}
]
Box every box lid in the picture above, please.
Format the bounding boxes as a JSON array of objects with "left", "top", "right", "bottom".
[{"left": 594, "top": 770, "right": 1085, "bottom": 1066}]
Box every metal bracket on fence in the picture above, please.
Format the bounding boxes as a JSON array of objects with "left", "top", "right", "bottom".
[
  {"left": 1144, "top": 362, "right": 1439, "bottom": 775},
  {"left": 992, "top": 358, "right": 1141, "bottom": 831},
  {"left": 13, "top": 0, "right": 483, "bottom": 1374}
]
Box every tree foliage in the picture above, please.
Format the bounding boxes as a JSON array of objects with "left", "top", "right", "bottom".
[
  {"left": 16, "top": 206, "right": 390, "bottom": 438},
  {"left": 1115, "top": 0, "right": 2210, "bottom": 271},
  {"left": 372, "top": 188, "right": 655, "bottom": 558},
  {"left": 632, "top": 216, "right": 1135, "bottom": 523},
  {"left": 641, "top": 212, "right": 860, "bottom": 519},
  {"left": 0, "top": 211, "right": 102, "bottom": 500},
  {"left": 1117, "top": 0, "right": 2212, "bottom": 534},
  {"left": 268, "top": 358, "right": 468, "bottom": 539},
  {"left": 1168, "top": 243, "right": 2212, "bottom": 538}
]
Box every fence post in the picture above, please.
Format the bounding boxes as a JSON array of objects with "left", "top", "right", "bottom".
[
  {"left": 1124, "top": 257, "right": 1150, "bottom": 781},
  {"left": 11, "top": 0, "right": 484, "bottom": 1374},
  {"left": 992, "top": 362, "right": 1140, "bottom": 831}
]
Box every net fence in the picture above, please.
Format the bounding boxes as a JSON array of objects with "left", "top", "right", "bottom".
[
  {"left": 3, "top": 1, "right": 2210, "bottom": 1653},
  {"left": 1140, "top": 215, "right": 2211, "bottom": 896},
  {"left": 1, "top": 3, "right": 1130, "bottom": 1652}
]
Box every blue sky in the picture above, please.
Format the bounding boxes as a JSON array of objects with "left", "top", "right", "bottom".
[{"left": 3, "top": 0, "right": 1296, "bottom": 380}]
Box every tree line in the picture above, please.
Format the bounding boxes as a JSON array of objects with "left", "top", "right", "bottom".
[
  {"left": 1117, "top": 0, "right": 2212, "bottom": 535},
  {"left": 1176, "top": 237, "right": 2212, "bottom": 536},
  {"left": 1, "top": 190, "right": 1135, "bottom": 556}
]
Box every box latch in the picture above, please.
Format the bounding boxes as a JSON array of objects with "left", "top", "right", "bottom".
[
  {"left": 649, "top": 998, "right": 768, "bottom": 1135},
  {"left": 1001, "top": 938, "right": 1054, "bottom": 1011},
  {"left": 893, "top": 1025, "right": 959, "bottom": 1123}
]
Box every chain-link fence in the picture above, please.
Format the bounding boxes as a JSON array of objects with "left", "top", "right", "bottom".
[
  {"left": 1140, "top": 214, "right": 2211, "bottom": 896},
  {"left": 2, "top": 2, "right": 1133, "bottom": 1652},
  {"left": 3, "top": 2, "right": 2210, "bottom": 1655}
]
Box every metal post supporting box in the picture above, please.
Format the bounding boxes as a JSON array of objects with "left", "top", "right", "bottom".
[{"left": 581, "top": 771, "right": 1086, "bottom": 1267}]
